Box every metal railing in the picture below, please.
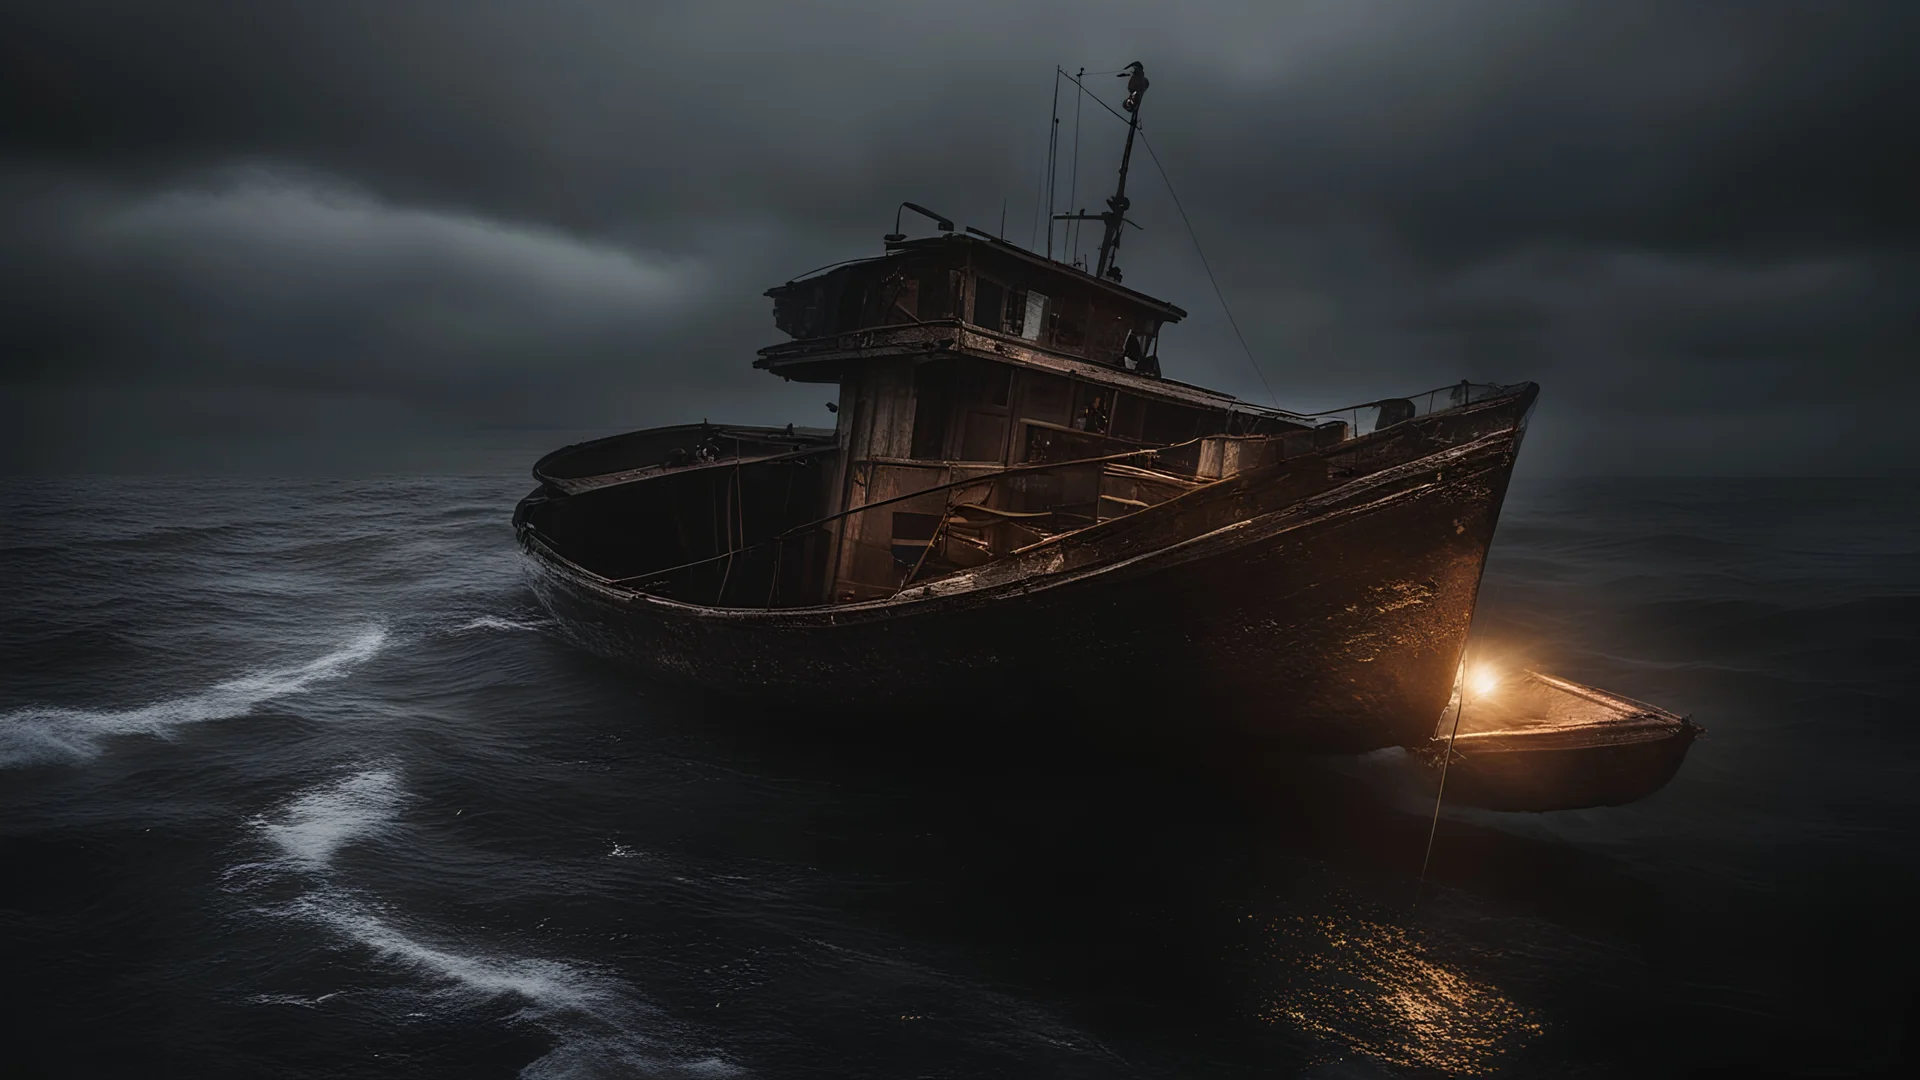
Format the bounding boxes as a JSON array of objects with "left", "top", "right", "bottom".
[{"left": 1295, "top": 381, "right": 1517, "bottom": 438}]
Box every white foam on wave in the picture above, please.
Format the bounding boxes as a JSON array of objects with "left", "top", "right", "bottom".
[
  {"left": 455, "top": 615, "right": 547, "bottom": 634},
  {"left": 246, "top": 991, "right": 340, "bottom": 1008},
  {"left": 250, "top": 770, "right": 738, "bottom": 1079},
  {"left": 302, "top": 898, "right": 617, "bottom": 1014},
  {"left": 260, "top": 769, "right": 405, "bottom": 871},
  {"left": 0, "top": 626, "right": 389, "bottom": 768},
  {"left": 293, "top": 895, "right": 736, "bottom": 1078}
]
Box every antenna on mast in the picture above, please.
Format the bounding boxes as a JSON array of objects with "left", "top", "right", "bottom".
[{"left": 1054, "top": 61, "right": 1149, "bottom": 282}]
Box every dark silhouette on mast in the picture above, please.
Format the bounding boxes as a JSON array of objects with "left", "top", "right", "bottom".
[{"left": 1055, "top": 61, "right": 1149, "bottom": 282}]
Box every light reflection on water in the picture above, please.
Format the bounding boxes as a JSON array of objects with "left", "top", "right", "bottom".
[{"left": 1252, "top": 902, "right": 1542, "bottom": 1074}]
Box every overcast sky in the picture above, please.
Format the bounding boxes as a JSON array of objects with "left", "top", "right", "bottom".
[{"left": 3, "top": 1, "right": 1915, "bottom": 474}]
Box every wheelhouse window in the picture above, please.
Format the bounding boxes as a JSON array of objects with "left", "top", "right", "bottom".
[
  {"left": 915, "top": 266, "right": 954, "bottom": 320},
  {"left": 971, "top": 278, "right": 1006, "bottom": 332},
  {"left": 1051, "top": 290, "right": 1089, "bottom": 353},
  {"left": 1026, "top": 291, "right": 1049, "bottom": 342},
  {"left": 880, "top": 271, "right": 919, "bottom": 324}
]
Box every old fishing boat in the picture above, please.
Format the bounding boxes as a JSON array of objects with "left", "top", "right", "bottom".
[{"left": 515, "top": 67, "right": 1546, "bottom": 756}]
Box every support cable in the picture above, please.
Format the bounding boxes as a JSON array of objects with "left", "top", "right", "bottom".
[
  {"left": 1137, "top": 128, "right": 1280, "bottom": 407},
  {"left": 1036, "top": 69, "right": 1060, "bottom": 254},
  {"left": 1055, "top": 70, "right": 1280, "bottom": 407},
  {"left": 1066, "top": 67, "right": 1085, "bottom": 266}
]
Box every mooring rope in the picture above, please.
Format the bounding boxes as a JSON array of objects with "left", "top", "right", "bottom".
[{"left": 1416, "top": 662, "right": 1472, "bottom": 905}]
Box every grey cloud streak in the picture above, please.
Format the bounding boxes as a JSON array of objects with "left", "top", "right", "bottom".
[{"left": 2, "top": 1, "right": 1916, "bottom": 473}]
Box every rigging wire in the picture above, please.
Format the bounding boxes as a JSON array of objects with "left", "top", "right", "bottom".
[
  {"left": 1029, "top": 138, "right": 1044, "bottom": 250},
  {"left": 1063, "top": 69, "right": 1134, "bottom": 126},
  {"left": 1137, "top": 128, "right": 1280, "bottom": 407},
  {"left": 1056, "top": 71, "right": 1280, "bottom": 406},
  {"left": 1033, "top": 69, "right": 1060, "bottom": 253},
  {"left": 1066, "top": 67, "right": 1084, "bottom": 267},
  {"left": 1416, "top": 664, "right": 1470, "bottom": 907}
]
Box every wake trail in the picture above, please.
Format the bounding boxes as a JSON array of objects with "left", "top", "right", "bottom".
[
  {"left": 0, "top": 626, "right": 388, "bottom": 768},
  {"left": 247, "top": 769, "right": 738, "bottom": 1079}
]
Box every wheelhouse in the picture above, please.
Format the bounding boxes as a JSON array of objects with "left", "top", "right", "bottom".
[{"left": 754, "top": 232, "right": 1332, "bottom": 602}]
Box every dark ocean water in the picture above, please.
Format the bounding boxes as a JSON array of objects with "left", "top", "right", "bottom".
[{"left": 2, "top": 475, "right": 1916, "bottom": 1078}]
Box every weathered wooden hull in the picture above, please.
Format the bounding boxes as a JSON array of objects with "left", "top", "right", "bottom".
[
  {"left": 1429, "top": 730, "right": 1698, "bottom": 812},
  {"left": 516, "top": 392, "right": 1534, "bottom": 753}
]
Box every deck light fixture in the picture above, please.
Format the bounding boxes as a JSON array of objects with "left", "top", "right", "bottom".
[{"left": 885, "top": 202, "right": 955, "bottom": 243}]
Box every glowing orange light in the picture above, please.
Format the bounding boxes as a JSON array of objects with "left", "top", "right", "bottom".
[{"left": 1468, "top": 665, "right": 1500, "bottom": 698}]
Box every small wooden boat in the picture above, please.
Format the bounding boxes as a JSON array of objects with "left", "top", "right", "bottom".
[{"left": 1414, "top": 671, "right": 1703, "bottom": 811}]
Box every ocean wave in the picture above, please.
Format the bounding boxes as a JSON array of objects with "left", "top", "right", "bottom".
[
  {"left": 299, "top": 897, "right": 620, "bottom": 1015},
  {"left": 245, "top": 991, "right": 341, "bottom": 1008},
  {"left": 0, "top": 626, "right": 388, "bottom": 768},
  {"left": 258, "top": 769, "right": 406, "bottom": 871},
  {"left": 455, "top": 615, "right": 551, "bottom": 634},
  {"left": 281, "top": 891, "right": 736, "bottom": 1079},
  {"left": 248, "top": 770, "right": 737, "bottom": 1079},
  {"left": 90, "top": 521, "right": 252, "bottom": 552},
  {"left": 0, "top": 624, "right": 146, "bottom": 674}
]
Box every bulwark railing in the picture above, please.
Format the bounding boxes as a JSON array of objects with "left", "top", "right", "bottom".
[{"left": 597, "top": 381, "right": 1523, "bottom": 608}]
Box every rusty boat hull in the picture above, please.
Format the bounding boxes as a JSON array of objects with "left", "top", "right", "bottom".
[{"left": 515, "top": 387, "right": 1537, "bottom": 754}]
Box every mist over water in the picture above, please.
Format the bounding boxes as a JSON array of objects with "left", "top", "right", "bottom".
[{"left": 1, "top": 475, "right": 1915, "bottom": 1077}]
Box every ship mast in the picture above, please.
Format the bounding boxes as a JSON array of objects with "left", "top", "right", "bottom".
[{"left": 1055, "top": 61, "right": 1149, "bottom": 283}]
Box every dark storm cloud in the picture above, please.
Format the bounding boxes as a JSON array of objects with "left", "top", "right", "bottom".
[{"left": 2, "top": 1, "right": 1916, "bottom": 473}]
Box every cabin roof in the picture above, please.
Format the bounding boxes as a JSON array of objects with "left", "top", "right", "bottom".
[
  {"left": 886, "top": 234, "right": 1188, "bottom": 321},
  {"left": 767, "top": 234, "right": 1189, "bottom": 322},
  {"left": 754, "top": 321, "right": 1322, "bottom": 425}
]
